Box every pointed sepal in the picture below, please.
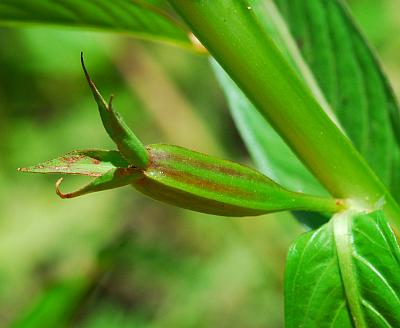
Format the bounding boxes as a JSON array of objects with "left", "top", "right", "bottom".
[
  {"left": 80, "top": 52, "right": 149, "bottom": 168},
  {"left": 19, "top": 149, "right": 143, "bottom": 198},
  {"left": 18, "top": 150, "right": 129, "bottom": 176}
]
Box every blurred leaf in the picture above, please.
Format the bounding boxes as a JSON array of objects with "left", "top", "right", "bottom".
[
  {"left": 0, "top": 0, "right": 193, "bottom": 49},
  {"left": 273, "top": 0, "right": 400, "bottom": 197},
  {"left": 285, "top": 210, "right": 400, "bottom": 327},
  {"left": 11, "top": 277, "right": 89, "bottom": 328}
]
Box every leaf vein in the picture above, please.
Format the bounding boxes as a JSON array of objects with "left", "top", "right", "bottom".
[{"left": 353, "top": 253, "right": 400, "bottom": 305}]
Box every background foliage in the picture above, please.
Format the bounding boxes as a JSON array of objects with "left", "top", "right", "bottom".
[{"left": 0, "top": 0, "right": 399, "bottom": 327}]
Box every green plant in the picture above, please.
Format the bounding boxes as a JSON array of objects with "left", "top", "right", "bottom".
[{"left": 7, "top": 0, "right": 400, "bottom": 326}]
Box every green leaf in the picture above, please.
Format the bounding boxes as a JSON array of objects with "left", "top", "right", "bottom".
[
  {"left": 285, "top": 210, "right": 400, "bottom": 327},
  {"left": 273, "top": 0, "right": 400, "bottom": 199},
  {"left": 0, "top": 0, "right": 193, "bottom": 50}
]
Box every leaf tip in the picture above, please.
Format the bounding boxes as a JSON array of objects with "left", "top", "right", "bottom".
[
  {"left": 108, "top": 94, "right": 114, "bottom": 113},
  {"left": 17, "top": 166, "right": 37, "bottom": 173},
  {"left": 81, "top": 52, "right": 93, "bottom": 87}
]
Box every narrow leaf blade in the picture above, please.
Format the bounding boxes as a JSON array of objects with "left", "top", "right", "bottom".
[
  {"left": 273, "top": 0, "right": 400, "bottom": 198},
  {"left": 0, "top": 0, "right": 192, "bottom": 49}
]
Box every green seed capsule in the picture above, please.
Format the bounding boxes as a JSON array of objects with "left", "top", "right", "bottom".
[{"left": 132, "top": 144, "right": 344, "bottom": 216}]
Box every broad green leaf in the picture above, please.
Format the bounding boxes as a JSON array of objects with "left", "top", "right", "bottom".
[
  {"left": 285, "top": 210, "right": 400, "bottom": 327},
  {"left": 273, "top": 0, "right": 400, "bottom": 198},
  {"left": 0, "top": 0, "right": 193, "bottom": 50}
]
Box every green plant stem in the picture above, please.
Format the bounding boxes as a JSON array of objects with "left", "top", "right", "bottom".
[{"left": 167, "top": 0, "right": 400, "bottom": 227}]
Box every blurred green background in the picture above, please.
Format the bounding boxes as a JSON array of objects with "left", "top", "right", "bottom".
[{"left": 0, "top": 1, "right": 399, "bottom": 327}]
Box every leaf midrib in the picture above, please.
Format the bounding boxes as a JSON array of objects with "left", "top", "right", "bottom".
[{"left": 333, "top": 211, "right": 367, "bottom": 328}]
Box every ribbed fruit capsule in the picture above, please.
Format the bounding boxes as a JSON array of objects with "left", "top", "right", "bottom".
[{"left": 132, "top": 144, "right": 343, "bottom": 216}]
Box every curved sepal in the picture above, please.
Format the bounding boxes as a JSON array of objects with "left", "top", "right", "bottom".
[{"left": 56, "top": 167, "right": 141, "bottom": 199}]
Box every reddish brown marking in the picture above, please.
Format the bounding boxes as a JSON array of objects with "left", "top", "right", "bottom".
[
  {"left": 134, "top": 176, "right": 148, "bottom": 186},
  {"left": 60, "top": 154, "right": 85, "bottom": 164},
  {"left": 86, "top": 173, "right": 103, "bottom": 177},
  {"left": 336, "top": 199, "right": 344, "bottom": 206},
  {"left": 149, "top": 148, "right": 267, "bottom": 182},
  {"left": 115, "top": 167, "right": 141, "bottom": 177},
  {"left": 91, "top": 159, "right": 101, "bottom": 165},
  {"left": 146, "top": 166, "right": 261, "bottom": 200}
]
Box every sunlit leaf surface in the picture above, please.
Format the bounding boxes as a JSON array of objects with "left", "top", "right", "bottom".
[
  {"left": 273, "top": 0, "right": 400, "bottom": 197},
  {"left": 285, "top": 211, "right": 400, "bottom": 327}
]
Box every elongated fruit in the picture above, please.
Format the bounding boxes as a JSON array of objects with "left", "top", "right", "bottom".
[
  {"left": 18, "top": 54, "right": 346, "bottom": 217},
  {"left": 135, "top": 143, "right": 344, "bottom": 216}
]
